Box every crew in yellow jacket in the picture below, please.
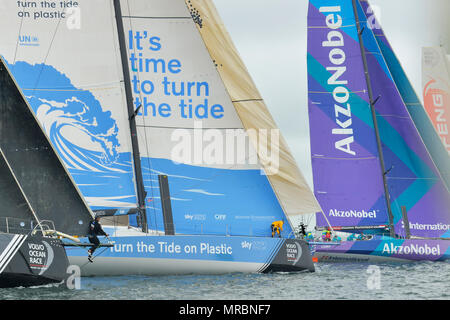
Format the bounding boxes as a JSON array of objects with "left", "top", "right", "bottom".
[{"left": 271, "top": 220, "right": 284, "bottom": 238}]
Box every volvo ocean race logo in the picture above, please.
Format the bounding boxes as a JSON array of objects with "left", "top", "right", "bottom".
[
  {"left": 329, "top": 209, "right": 377, "bottom": 219},
  {"left": 286, "top": 241, "right": 302, "bottom": 265},
  {"left": 27, "top": 241, "right": 54, "bottom": 275},
  {"left": 319, "top": 5, "right": 355, "bottom": 156},
  {"left": 382, "top": 243, "right": 441, "bottom": 256}
]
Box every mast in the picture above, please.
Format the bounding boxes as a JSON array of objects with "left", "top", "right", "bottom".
[
  {"left": 112, "top": 0, "right": 148, "bottom": 233},
  {"left": 352, "top": 0, "right": 395, "bottom": 237}
]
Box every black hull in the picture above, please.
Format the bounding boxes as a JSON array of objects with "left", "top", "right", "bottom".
[
  {"left": 0, "top": 233, "right": 69, "bottom": 288},
  {"left": 262, "top": 238, "right": 315, "bottom": 273},
  {"left": 0, "top": 272, "right": 62, "bottom": 288}
]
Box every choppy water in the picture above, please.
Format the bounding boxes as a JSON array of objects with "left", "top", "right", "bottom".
[{"left": 1, "top": 261, "right": 449, "bottom": 300}]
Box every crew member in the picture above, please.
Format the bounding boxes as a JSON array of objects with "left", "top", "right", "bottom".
[
  {"left": 87, "top": 215, "right": 108, "bottom": 262},
  {"left": 305, "top": 232, "right": 314, "bottom": 242},
  {"left": 299, "top": 223, "right": 307, "bottom": 238},
  {"left": 322, "top": 230, "right": 332, "bottom": 242},
  {"left": 347, "top": 233, "right": 356, "bottom": 241},
  {"left": 271, "top": 220, "right": 284, "bottom": 238}
]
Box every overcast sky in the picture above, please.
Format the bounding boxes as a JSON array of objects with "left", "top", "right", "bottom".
[{"left": 212, "top": 0, "right": 450, "bottom": 189}]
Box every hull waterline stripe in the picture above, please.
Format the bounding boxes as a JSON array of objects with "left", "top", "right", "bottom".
[
  {"left": 0, "top": 235, "right": 27, "bottom": 274},
  {"left": 0, "top": 235, "right": 21, "bottom": 267},
  {"left": 0, "top": 235, "right": 24, "bottom": 273},
  {"left": 257, "top": 239, "right": 284, "bottom": 273}
]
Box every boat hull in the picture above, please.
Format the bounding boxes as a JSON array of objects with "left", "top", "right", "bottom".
[
  {"left": 0, "top": 233, "right": 69, "bottom": 288},
  {"left": 310, "top": 237, "right": 450, "bottom": 263},
  {"left": 66, "top": 235, "right": 315, "bottom": 276}
]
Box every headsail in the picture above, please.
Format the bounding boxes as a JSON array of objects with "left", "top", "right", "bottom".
[
  {"left": 0, "top": 58, "right": 93, "bottom": 236},
  {"left": 359, "top": 0, "right": 450, "bottom": 191},
  {"left": 115, "top": 0, "right": 320, "bottom": 236},
  {"left": 355, "top": 0, "right": 450, "bottom": 238}
]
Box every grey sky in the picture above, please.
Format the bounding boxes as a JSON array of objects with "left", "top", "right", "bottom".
[{"left": 213, "top": 0, "right": 450, "bottom": 189}]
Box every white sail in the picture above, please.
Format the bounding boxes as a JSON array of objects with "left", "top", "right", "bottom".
[
  {"left": 119, "top": 0, "right": 321, "bottom": 225},
  {"left": 422, "top": 47, "right": 450, "bottom": 153}
]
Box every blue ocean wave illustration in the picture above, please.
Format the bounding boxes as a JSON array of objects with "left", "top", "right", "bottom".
[{"left": 6, "top": 60, "right": 137, "bottom": 209}]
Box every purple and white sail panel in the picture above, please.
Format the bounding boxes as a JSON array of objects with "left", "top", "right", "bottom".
[
  {"left": 307, "top": 0, "right": 389, "bottom": 229},
  {"left": 356, "top": 0, "right": 450, "bottom": 238},
  {"left": 359, "top": 0, "right": 450, "bottom": 192}
]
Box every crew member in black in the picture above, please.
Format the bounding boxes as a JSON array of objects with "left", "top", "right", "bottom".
[
  {"left": 299, "top": 223, "right": 307, "bottom": 238},
  {"left": 87, "top": 215, "right": 108, "bottom": 262}
]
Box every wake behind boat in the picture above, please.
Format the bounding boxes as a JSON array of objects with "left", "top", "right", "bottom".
[{"left": 306, "top": 0, "right": 450, "bottom": 262}]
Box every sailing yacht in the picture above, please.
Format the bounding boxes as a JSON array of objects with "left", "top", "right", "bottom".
[
  {"left": 0, "top": 57, "right": 95, "bottom": 287},
  {"left": 307, "top": 0, "right": 450, "bottom": 262},
  {"left": 0, "top": 0, "right": 317, "bottom": 274}
]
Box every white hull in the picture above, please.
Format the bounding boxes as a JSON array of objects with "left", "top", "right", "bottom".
[
  {"left": 64, "top": 227, "right": 315, "bottom": 276},
  {"left": 69, "top": 256, "right": 264, "bottom": 276}
]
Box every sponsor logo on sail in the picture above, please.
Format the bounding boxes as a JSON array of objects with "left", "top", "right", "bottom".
[
  {"left": 214, "top": 214, "right": 226, "bottom": 221},
  {"left": 184, "top": 214, "right": 206, "bottom": 221},
  {"left": 19, "top": 35, "right": 40, "bottom": 47},
  {"left": 329, "top": 209, "right": 377, "bottom": 219},
  {"left": 382, "top": 242, "right": 441, "bottom": 256},
  {"left": 319, "top": 5, "right": 356, "bottom": 156}
]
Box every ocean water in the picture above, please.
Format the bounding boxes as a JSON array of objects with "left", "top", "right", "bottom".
[{"left": 1, "top": 261, "right": 449, "bottom": 300}]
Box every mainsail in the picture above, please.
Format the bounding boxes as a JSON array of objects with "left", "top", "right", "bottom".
[
  {"left": 0, "top": 0, "right": 320, "bottom": 238},
  {"left": 0, "top": 58, "right": 93, "bottom": 236},
  {"left": 307, "top": 0, "right": 450, "bottom": 238},
  {"left": 307, "top": 0, "right": 390, "bottom": 230}
]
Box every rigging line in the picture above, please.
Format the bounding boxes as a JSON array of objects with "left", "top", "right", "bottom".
[
  {"left": 125, "top": 0, "right": 158, "bottom": 232},
  {"left": 78, "top": 245, "right": 111, "bottom": 270},
  {"left": 13, "top": 6, "right": 26, "bottom": 64},
  {"left": 31, "top": 13, "right": 64, "bottom": 95}
]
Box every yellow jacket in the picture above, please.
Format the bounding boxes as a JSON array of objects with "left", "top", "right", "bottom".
[{"left": 271, "top": 220, "right": 284, "bottom": 230}]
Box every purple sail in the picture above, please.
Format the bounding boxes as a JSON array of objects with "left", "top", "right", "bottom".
[{"left": 307, "top": 0, "right": 390, "bottom": 228}]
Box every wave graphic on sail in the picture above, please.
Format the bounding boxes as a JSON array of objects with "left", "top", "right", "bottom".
[{"left": 6, "top": 60, "right": 138, "bottom": 210}]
